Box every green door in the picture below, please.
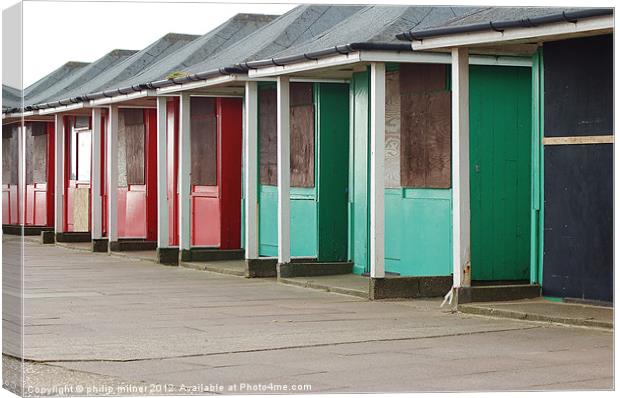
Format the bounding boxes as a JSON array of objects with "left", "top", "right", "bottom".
[
  {"left": 469, "top": 65, "right": 532, "bottom": 281},
  {"left": 349, "top": 70, "right": 370, "bottom": 274}
]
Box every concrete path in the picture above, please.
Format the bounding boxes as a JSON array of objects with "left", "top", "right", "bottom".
[{"left": 2, "top": 237, "right": 613, "bottom": 394}]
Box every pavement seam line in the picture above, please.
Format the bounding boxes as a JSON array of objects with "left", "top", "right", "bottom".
[{"left": 16, "top": 325, "right": 542, "bottom": 364}]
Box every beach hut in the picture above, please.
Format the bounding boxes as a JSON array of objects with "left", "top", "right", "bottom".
[{"left": 396, "top": 7, "right": 613, "bottom": 303}]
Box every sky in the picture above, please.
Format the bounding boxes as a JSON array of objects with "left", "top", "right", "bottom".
[{"left": 21, "top": 0, "right": 297, "bottom": 87}]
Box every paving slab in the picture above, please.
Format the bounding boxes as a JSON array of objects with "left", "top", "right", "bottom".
[
  {"left": 2, "top": 237, "right": 614, "bottom": 393},
  {"left": 181, "top": 260, "right": 247, "bottom": 277},
  {"left": 279, "top": 274, "right": 369, "bottom": 298},
  {"left": 459, "top": 298, "right": 613, "bottom": 329}
]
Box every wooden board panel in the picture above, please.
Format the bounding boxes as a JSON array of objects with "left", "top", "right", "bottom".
[
  {"left": 123, "top": 108, "right": 145, "bottom": 185},
  {"left": 33, "top": 131, "right": 48, "bottom": 183},
  {"left": 190, "top": 97, "right": 217, "bottom": 186},
  {"left": 400, "top": 91, "right": 451, "bottom": 188},
  {"left": 2, "top": 125, "right": 18, "bottom": 185},
  {"left": 399, "top": 63, "right": 447, "bottom": 94},
  {"left": 290, "top": 104, "right": 314, "bottom": 187},
  {"left": 259, "top": 87, "right": 277, "bottom": 186},
  {"left": 25, "top": 126, "right": 34, "bottom": 185},
  {"left": 384, "top": 71, "right": 400, "bottom": 188},
  {"left": 73, "top": 186, "right": 90, "bottom": 231},
  {"left": 544, "top": 35, "right": 613, "bottom": 137},
  {"left": 259, "top": 83, "right": 315, "bottom": 188},
  {"left": 543, "top": 144, "right": 612, "bottom": 301},
  {"left": 290, "top": 83, "right": 314, "bottom": 188}
]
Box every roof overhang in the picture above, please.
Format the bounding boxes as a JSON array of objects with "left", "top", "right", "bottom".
[
  {"left": 248, "top": 49, "right": 532, "bottom": 79},
  {"left": 408, "top": 14, "right": 613, "bottom": 52}
]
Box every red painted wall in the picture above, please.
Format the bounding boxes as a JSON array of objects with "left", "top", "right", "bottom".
[
  {"left": 218, "top": 98, "right": 242, "bottom": 249},
  {"left": 190, "top": 97, "right": 242, "bottom": 248}
]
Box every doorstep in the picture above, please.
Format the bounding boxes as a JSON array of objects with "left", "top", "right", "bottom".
[
  {"left": 2, "top": 225, "right": 54, "bottom": 236},
  {"left": 458, "top": 298, "right": 613, "bottom": 329},
  {"left": 279, "top": 273, "right": 370, "bottom": 299},
  {"left": 181, "top": 259, "right": 247, "bottom": 277}
]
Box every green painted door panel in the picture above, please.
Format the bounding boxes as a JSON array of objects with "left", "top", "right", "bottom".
[
  {"left": 469, "top": 65, "right": 532, "bottom": 281},
  {"left": 350, "top": 71, "right": 370, "bottom": 274},
  {"left": 316, "top": 83, "right": 350, "bottom": 262}
]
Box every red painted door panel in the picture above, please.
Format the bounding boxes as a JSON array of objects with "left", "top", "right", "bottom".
[
  {"left": 125, "top": 185, "right": 147, "bottom": 238},
  {"left": 191, "top": 186, "right": 220, "bottom": 247},
  {"left": 25, "top": 185, "right": 35, "bottom": 225}
]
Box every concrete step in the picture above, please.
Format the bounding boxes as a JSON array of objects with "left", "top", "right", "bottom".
[
  {"left": 180, "top": 248, "right": 244, "bottom": 262},
  {"left": 457, "top": 284, "right": 541, "bottom": 304},
  {"left": 181, "top": 260, "right": 246, "bottom": 277},
  {"left": 55, "top": 232, "right": 91, "bottom": 243},
  {"left": 2, "top": 225, "right": 54, "bottom": 236},
  {"left": 459, "top": 299, "right": 613, "bottom": 329},
  {"left": 278, "top": 262, "right": 353, "bottom": 278},
  {"left": 110, "top": 239, "right": 157, "bottom": 252},
  {"left": 279, "top": 276, "right": 369, "bottom": 299}
]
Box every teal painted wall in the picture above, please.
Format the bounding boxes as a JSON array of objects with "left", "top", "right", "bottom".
[
  {"left": 349, "top": 68, "right": 452, "bottom": 276},
  {"left": 258, "top": 185, "right": 318, "bottom": 257},
  {"left": 258, "top": 83, "right": 350, "bottom": 259},
  {"left": 349, "top": 71, "right": 370, "bottom": 274}
]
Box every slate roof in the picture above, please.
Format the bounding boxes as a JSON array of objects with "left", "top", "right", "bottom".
[
  {"left": 57, "top": 33, "right": 199, "bottom": 101},
  {"left": 397, "top": 7, "right": 610, "bottom": 40},
  {"left": 118, "top": 13, "right": 278, "bottom": 86},
  {"left": 256, "top": 5, "right": 479, "bottom": 61},
  {"left": 179, "top": 4, "right": 364, "bottom": 75},
  {"left": 24, "top": 61, "right": 89, "bottom": 99},
  {"left": 26, "top": 49, "right": 138, "bottom": 107},
  {"left": 2, "top": 84, "right": 22, "bottom": 112}
]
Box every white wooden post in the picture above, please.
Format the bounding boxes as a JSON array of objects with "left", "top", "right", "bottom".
[
  {"left": 156, "top": 96, "right": 169, "bottom": 248},
  {"left": 244, "top": 81, "right": 259, "bottom": 259},
  {"left": 91, "top": 108, "right": 102, "bottom": 239},
  {"left": 178, "top": 93, "right": 191, "bottom": 252},
  {"left": 451, "top": 47, "right": 471, "bottom": 288},
  {"left": 54, "top": 115, "right": 64, "bottom": 233},
  {"left": 369, "top": 62, "right": 386, "bottom": 278},
  {"left": 276, "top": 76, "right": 291, "bottom": 264},
  {"left": 107, "top": 105, "right": 119, "bottom": 245}
]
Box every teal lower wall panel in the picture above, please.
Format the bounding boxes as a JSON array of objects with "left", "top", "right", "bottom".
[
  {"left": 258, "top": 185, "right": 318, "bottom": 258},
  {"left": 384, "top": 189, "right": 402, "bottom": 271},
  {"left": 384, "top": 188, "right": 452, "bottom": 276}
]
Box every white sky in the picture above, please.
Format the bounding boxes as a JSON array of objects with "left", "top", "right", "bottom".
[
  {"left": 22, "top": 0, "right": 297, "bottom": 87},
  {"left": 15, "top": 0, "right": 610, "bottom": 88}
]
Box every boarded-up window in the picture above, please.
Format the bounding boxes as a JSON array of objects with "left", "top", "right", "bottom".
[
  {"left": 190, "top": 97, "right": 217, "bottom": 186},
  {"left": 2, "top": 124, "right": 18, "bottom": 185},
  {"left": 290, "top": 82, "right": 314, "bottom": 187},
  {"left": 259, "top": 87, "right": 277, "bottom": 185},
  {"left": 25, "top": 122, "right": 48, "bottom": 184},
  {"left": 385, "top": 71, "right": 401, "bottom": 188},
  {"left": 259, "top": 83, "right": 315, "bottom": 187},
  {"left": 400, "top": 64, "right": 451, "bottom": 188},
  {"left": 121, "top": 108, "right": 145, "bottom": 185}
]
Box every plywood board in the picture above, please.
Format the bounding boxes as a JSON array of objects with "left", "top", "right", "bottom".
[
  {"left": 385, "top": 70, "right": 400, "bottom": 188},
  {"left": 190, "top": 97, "right": 217, "bottom": 186},
  {"left": 259, "top": 88, "right": 277, "bottom": 186},
  {"left": 73, "top": 186, "right": 90, "bottom": 232},
  {"left": 123, "top": 109, "right": 145, "bottom": 186},
  {"left": 399, "top": 63, "right": 447, "bottom": 94},
  {"left": 290, "top": 104, "right": 314, "bottom": 187},
  {"left": 400, "top": 91, "right": 451, "bottom": 188}
]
